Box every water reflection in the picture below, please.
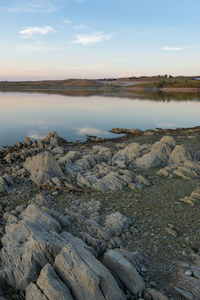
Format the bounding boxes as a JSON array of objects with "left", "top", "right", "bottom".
[{"left": 0, "top": 91, "right": 200, "bottom": 148}]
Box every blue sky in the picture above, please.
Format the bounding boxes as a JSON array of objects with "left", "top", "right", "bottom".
[{"left": 1, "top": 0, "right": 200, "bottom": 80}]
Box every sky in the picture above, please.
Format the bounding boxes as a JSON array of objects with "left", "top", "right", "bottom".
[{"left": 1, "top": 0, "right": 200, "bottom": 80}]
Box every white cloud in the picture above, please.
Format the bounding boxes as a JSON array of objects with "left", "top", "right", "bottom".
[
  {"left": 19, "top": 26, "right": 55, "bottom": 39},
  {"left": 162, "top": 46, "right": 183, "bottom": 51},
  {"left": 72, "top": 31, "right": 112, "bottom": 45}
]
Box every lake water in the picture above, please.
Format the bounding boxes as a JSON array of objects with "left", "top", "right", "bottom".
[{"left": 0, "top": 91, "right": 200, "bottom": 148}]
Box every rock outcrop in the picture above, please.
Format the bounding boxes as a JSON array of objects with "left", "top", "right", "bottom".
[{"left": 0, "top": 200, "right": 146, "bottom": 299}]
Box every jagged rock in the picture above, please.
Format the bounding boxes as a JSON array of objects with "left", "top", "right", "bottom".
[
  {"left": 84, "top": 219, "right": 112, "bottom": 242},
  {"left": 66, "top": 154, "right": 99, "bottom": 173},
  {"left": 3, "top": 174, "right": 13, "bottom": 186},
  {"left": 170, "top": 145, "right": 192, "bottom": 164},
  {"left": 145, "top": 288, "right": 169, "bottom": 300},
  {"left": 160, "top": 135, "right": 176, "bottom": 149},
  {"left": 36, "top": 263, "right": 74, "bottom": 300},
  {"left": 136, "top": 139, "right": 172, "bottom": 169},
  {"left": 80, "top": 232, "right": 107, "bottom": 255},
  {"left": 92, "top": 146, "right": 113, "bottom": 161},
  {"left": 102, "top": 249, "right": 145, "bottom": 296},
  {"left": 42, "top": 207, "right": 70, "bottom": 228},
  {"left": 3, "top": 153, "right": 13, "bottom": 164},
  {"left": 174, "top": 255, "right": 200, "bottom": 299},
  {"left": 24, "top": 136, "right": 32, "bottom": 146},
  {"left": 93, "top": 172, "right": 125, "bottom": 192},
  {"left": 43, "top": 131, "right": 60, "bottom": 147},
  {"left": 26, "top": 283, "right": 48, "bottom": 300},
  {"left": 136, "top": 153, "right": 162, "bottom": 169},
  {"left": 1, "top": 205, "right": 63, "bottom": 290},
  {"left": 3, "top": 212, "right": 18, "bottom": 225},
  {"left": 21, "top": 205, "right": 61, "bottom": 232},
  {"left": 52, "top": 147, "right": 64, "bottom": 155},
  {"left": 24, "top": 151, "right": 63, "bottom": 184},
  {"left": 113, "top": 142, "right": 141, "bottom": 164},
  {"left": 54, "top": 244, "right": 126, "bottom": 300},
  {"left": 135, "top": 175, "right": 150, "bottom": 186},
  {"left": 104, "top": 212, "right": 131, "bottom": 233},
  {"left": 0, "top": 177, "right": 9, "bottom": 193},
  {"left": 111, "top": 128, "right": 142, "bottom": 135}
]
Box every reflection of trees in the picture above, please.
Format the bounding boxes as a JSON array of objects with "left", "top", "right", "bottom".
[{"left": 1, "top": 88, "right": 200, "bottom": 102}]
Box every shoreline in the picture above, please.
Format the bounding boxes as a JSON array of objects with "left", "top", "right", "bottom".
[{"left": 0, "top": 128, "right": 200, "bottom": 299}]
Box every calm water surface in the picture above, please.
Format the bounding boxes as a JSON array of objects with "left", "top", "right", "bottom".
[{"left": 0, "top": 92, "right": 200, "bottom": 148}]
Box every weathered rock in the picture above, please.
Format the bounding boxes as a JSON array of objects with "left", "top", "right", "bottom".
[
  {"left": 21, "top": 205, "right": 61, "bottom": 232},
  {"left": 113, "top": 142, "right": 141, "bottom": 164},
  {"left": 145, "top": 288, "right": 169, "bottom": 300},
  {"left": 0, "top": 205, "right": 64, "bottom": 290},
  {"left": 24, "top": 151, "right": 63, "bottom": 184},
  {"left": 136, "top": 153, "right": 162, "bottom": 169},
  {"left": 52, "top": 147, "right": 64, "bottom": 155},
  {"left": 111, "top": 128, "right": 142, "bottom": 135},
  {"left": 24, "top": 136, "right": 32, "bottom": 146},
  {"left": 43, "top": 131, "right": 60, "bottom": 147},
  {"left": 26, "top": 283, "right": 48, "bottom": 300},
  {"left": 105, "top": 212, "right": 131, "bottom": 233},
  {"left": 37, "top": 263, "right": 73, "bottom": 300},
  {"left": 174, "top": 255, "right": 200, "bottom": 299},
  {"left": 136, "top": 138, "right": 173, "bottom": 169},
  {"left": 0, "top": 177, "right": 9, "bottom": 193},
  {"left": 160, "top": 135, "right": 176, "bottom": 149},
  {"left": 54, "top": 244, "right": 126, "bottom": 300},
  {"left": 135, "top": 175, "right": 150, "bottom": 187},
  {"left": 170, "top": 145, "right": 192, "bottom": 164},
  {"left": 102, "top": 249, "right": 145, "bottom": 296}
]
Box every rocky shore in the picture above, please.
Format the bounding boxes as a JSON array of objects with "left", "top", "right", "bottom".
[{"left": 0, "top": 128, "right": 200, "bottom": 299}]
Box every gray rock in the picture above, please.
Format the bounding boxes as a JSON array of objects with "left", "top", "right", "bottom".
[
  {"left": 170, "top": 145, "right": 192, "bottom": 164},
  {"left": 24, "top": 136, "right": 32, "bottom": 146},
  {"left": 160, "top": 135, "right": 176, "bottom": 149},
  {"left": 145, "top": 288, "right": 169, "bottom": 300},
  {"left": 54, "top": 244, "right": 126, "bottom": 300},
  {"left": 52, "top": 147, "right": 64, "bottom": 155},
  {"left": 1, "top": 205, "right": 64, "bottom": 290},
  {"left": 136, "top": 152, "right": 161, "bottom": 169},
  {"left": 26, "top": 283, "right": 48, "bottom": 300},
  {"left": 24, "top": 151, "right": 63, "bottom": 184},
  {"left": 21, "top": 205, "right": 61, "bottom": 232},
  {"left": 0, "top": 177, "right": 9, "bottom": 193},
  {"left": 105, "top": 212, "right": 131, "bottom": 233},
  {"left": 3, "top": 212, "right": 18, "bottom": 225},
  {"left": 37, "top": 263, "right": 73, "bottom": 300},
  {"left": 43, "top": 131, "right": 60, "bottom": 146},
  {"left": 102, "top": 249, "right": 145, "bottom": 296}
]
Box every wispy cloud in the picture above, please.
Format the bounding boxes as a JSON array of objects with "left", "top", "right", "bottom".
[
  {"left": 72, "top": 31, "right": 112, "bottom": 46},
  {"left": 64, "top": 19, "right": 72, "bottom": 24},
  {"left": 19, "top": 26, "right": 55, "bottom": 39},
  {"left": 73, "top": 25, "right": 88, "bottom": 30},
  {"left": 161, "top": 46, "right": 183, "bottom": 51},
  {"left": 15, "top": 42, "right": 66, "bottom": 52}
]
